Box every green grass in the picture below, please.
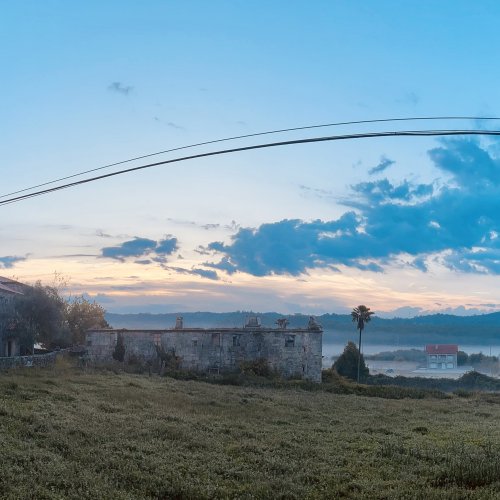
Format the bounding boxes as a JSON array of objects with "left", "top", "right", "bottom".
[{"left": 1, "top": 361, "right": 500, "bottom": 499}]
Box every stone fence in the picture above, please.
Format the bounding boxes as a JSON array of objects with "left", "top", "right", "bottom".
[{"left": 0, "top": 351, "right": 60, "bottom": 370}]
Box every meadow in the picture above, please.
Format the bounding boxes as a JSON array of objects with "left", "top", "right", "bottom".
[{"left": 0, "top": 362, "right": 500, "bottom": 499}]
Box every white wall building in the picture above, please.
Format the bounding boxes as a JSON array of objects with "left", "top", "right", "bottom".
[{"left": 425, "top": 344, "right": 458, "bottom": 369}]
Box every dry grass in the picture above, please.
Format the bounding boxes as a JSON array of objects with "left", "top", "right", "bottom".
[{"left": 0, "top": 361, "right": 500, "bottom": 498}]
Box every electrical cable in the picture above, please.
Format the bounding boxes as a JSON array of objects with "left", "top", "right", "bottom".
[
  {"left": 1, "top": 115, "right": 499, "bottom": 200},
  {"left": 1, "top": 128, "right": 499, "bottom": 207}
]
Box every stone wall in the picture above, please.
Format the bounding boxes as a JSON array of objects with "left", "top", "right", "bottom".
[
  {"left": 86, "top": 327, "right": 323, "bottom": 382},
  {"left": 0, "top": 351, "right": 59, "bottom": 370}
]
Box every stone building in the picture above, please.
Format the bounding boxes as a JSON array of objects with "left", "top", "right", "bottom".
[
  {"left": 0, "top": 276, "right": 27, "bottom": 357},
  {"left": 86, "top": 316, "right": 323, "bottom": 382}
]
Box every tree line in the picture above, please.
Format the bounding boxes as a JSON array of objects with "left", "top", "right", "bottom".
[{"left": 0, "top": 281, "right": 109, "bottom": 354}]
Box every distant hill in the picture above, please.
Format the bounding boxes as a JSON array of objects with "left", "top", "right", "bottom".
[{"left": 105, "top": 311, "right": 500, "bottom": 346}]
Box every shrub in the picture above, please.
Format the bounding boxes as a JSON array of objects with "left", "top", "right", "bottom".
[
  {"left": 155, "top": 344, "right": 182, "bottom": 372},
  {"left": 239, "top": 358, "right": 272, "bottom": 377},
  {"left": 333, "top": 341, "right": 369, "bottom": 381},
  {"left": 112, "top": 334, "right": 125, "bottom": 362},
  {"left": 457, "top": 350, "right": 468, "bottom": 366},
  {"left": 366, "top": 349, "right": 426, "bottom": 363}
]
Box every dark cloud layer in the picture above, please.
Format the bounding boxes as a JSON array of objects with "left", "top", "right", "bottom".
[
  {"left": 101, "top": 237, "right": 178, "bottom": 262},
  {"left": 208, "top": 138, "right": 500, "bottom": 277}
]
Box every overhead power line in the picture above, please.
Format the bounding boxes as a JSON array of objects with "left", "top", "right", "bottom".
[
  {"left": 1, "top": 115, "right": 499, "bottom": 200},
  {"left": 2, "top": 128, "right": 500, "bottom": 208}
]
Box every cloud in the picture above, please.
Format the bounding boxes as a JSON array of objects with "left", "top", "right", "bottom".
[
  {"left": 206, "top": 138, "right": 500, "bottom": 277},
  {"left": 428, "top": 139, "right": 500, "bottom": 188},
  {"left": 153, "top": 117, "right": 185, "bottom": 130},
  {"left": 207, "top": 212, "right": 383, "bottom": 276},
  {"left": 167, "top": 217, "right": 197, "bottom": 227},
  {"left": 156, "top": 237, "right": 178, "bottom": 255},
  {"left": 95, "top": 293, "right": 115, "bottom": 304},
  {"left": 351, "top": 178, "right": 433, "bottom": 203},
  {"left": 368, "top": 156, "right": 395, "bottom": 175},
  {"left": 205, "top": 256, "right": 237, "bottom": 274},
  {"left": 167, "top": 217, "right": 239, "bottom": 232},
  {"left": 96, "top": 229, "right": 112, "bottom": 238},
  {"left": 108, "top": 82, "right": 133, "bottom": 95},
  {"left": 101, "top": 236, "right": 178, "bottom": 263},
  {"left": 102, "top": 238, "right": 157, "bottom": 261},
  {"left": 409, "top": 255, "right": 428, "bottom": 272},
  {"left": 299, "top": 184, "right": 334, "bottom": 199},
  {"left": 167, "top": 122, "right": 184, "bottom": 130},
  {"left": 0, "top": 256, "right": 26, "bottom": 268},
  {"left": 377, "top": 306, "right": 424, "bottom": 319},
  {"left": 224, "top": 220, "right": 240, "bottom": 232},
  {"left": 135, "top": 259, "right": 152, "bottom": 265},
  {"left": 81, "top": 293, "right": 116, "bottom": 304},
  {"left": 165, "top": 266, "right": 219, "bottom": 281},
  {"left": 47, "top": 253, "right": 98, "bottom": 259},
  {"left": 190, "top": 269, "right": 219, "bottom": 280},
  {"left": 194, "top": 246, "right": 213, "bottom": 256}
]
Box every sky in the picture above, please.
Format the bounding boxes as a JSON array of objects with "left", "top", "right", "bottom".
[{"left": 3, "top": 1, "right": 500, "bottom": 317}]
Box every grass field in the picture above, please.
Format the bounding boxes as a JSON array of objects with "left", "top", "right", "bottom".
[{"left": 1, "top": 362, "right": 500, "bottom": 499}]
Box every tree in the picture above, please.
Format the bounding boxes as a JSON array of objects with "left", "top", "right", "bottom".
[
  {"left": 351, "top": 305, "right": 375, "bottom": 382},
  {"left": 333, "top": 341, "right": 369, "bottom": 381},
  {"left": 2, "top": 279, "right": 111, "bottom": 351},
  {"left": 113, "top": 333, "right": 126, "bottom": 362},
  {"left": 457, "top": 350, "right": 468, "bottom": 366},
  {"left": 12, "top": 281, "right": 68, "bottom": 349},
  {"left": 66, "top": 296, "right": 109, "bottom": 345},
  {"left": 469, "top": 352, "right": 486, "bottom": 365}
]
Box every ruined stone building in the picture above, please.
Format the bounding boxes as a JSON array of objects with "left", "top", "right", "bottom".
[
  {"left": 0, "top": 276, "right": 28, "bottom": 357},
  {"left": 86, "top": 316, "right": 323, "bottom": 382}
]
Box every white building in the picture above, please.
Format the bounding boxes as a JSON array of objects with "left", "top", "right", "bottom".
[{"left": 425, "top": 344, "right": 458, "bottom": 369}]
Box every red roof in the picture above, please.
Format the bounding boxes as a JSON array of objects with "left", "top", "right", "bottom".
[{"left": 425, "top": 344, "right": 458, "bottom": 355}]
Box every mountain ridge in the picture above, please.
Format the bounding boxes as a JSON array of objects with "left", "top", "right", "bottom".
[{"left": 105, "top": 311, "right": 500, "bottom": 345}]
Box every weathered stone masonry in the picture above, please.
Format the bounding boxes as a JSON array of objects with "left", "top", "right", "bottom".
[{"left": 86, "top": 318, "right": 323, "bottom": 382}]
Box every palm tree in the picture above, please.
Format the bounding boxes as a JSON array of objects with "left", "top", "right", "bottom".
[{"left": 351, "top": 305, "right": 375, "bottom": 382}]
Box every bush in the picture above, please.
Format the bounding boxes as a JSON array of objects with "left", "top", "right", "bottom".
[
  {"left": 239, "top": 358, "right": 272, "bottom": 377},
  {"left": 155, "top": 344, "right": 183, "bottom": 374},
  {"left": 457, "top": 350, "right": 468, "bottom": 366},
  {"left": 322, "top": 369, "right": 447, "bottom": 399},
  {"left": 112, "top": 334, "right": 125, "bottom": 362},
  {"left": 333, "top": 341, "right": 369, "bottom": 381},
  {"left": 365, "top": 370, "right": 500, "bottom": 393},
  {"left": 366, "top": 348, "right": 426, "bottom": 363}
]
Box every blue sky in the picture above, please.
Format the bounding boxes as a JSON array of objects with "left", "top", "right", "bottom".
[{"left": 2, "top": 1, "right": 500, "bottom": 316}]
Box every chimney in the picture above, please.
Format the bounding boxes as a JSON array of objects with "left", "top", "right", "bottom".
[{"left": 175, "top": 316, "right": 183, "bottom": 329}]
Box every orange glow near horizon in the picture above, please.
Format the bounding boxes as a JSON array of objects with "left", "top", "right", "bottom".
[{"left": 6, "top": 254, "right": 500, "bottom": 315}]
